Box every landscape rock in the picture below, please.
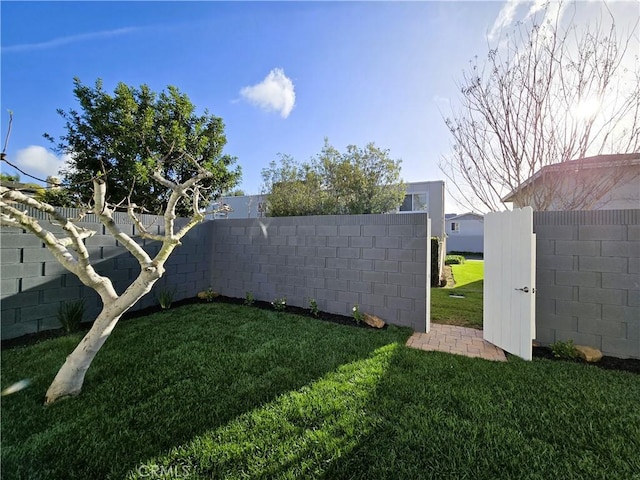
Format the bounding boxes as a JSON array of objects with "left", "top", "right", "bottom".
[
  {"left": 362, "top": 313, "right": 385, "bottom": 329},
  {"left": 575, "top": 345, "right": 603, "bottom": 363}
]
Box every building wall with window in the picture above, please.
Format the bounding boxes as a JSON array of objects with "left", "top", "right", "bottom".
[
  {"left": 398, "top": 181, "right": 445, "bottom": 239},
  {"left": 207, "top": 194, "right": 268, "bottom": 220},
  {"left": 210, "top": 180, "right": 446, "bottom": 239},
  {"left": 445, "top": 212, "right": 484, "bottom": 253}
]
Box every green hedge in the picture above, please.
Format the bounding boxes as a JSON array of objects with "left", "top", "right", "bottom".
[
  {"left": 445, "top": 255, "right": 465, "bottom": 265},
  {"left": 431, "top": 237, "right": 440, "bottom": 287}
]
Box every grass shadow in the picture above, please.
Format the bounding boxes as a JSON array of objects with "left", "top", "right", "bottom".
[
  {"left": 129, "top": 345, "right": 640, "bottom": 479},
  {"left": 451, "top": 278, "right": 484, "bottom": 293},
  {"left": 1, "top": 303, "right": 411, "bottom": 479},
  {"left": 320, "top": 348, "right": 640, "bottom": 479},
  {"left": 5, "top": 316, "right": 638, "bottom": 479}
]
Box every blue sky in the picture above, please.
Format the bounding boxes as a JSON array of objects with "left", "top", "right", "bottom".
[{"left": 2, "top": 1, "right": 636, "bottom": 212}]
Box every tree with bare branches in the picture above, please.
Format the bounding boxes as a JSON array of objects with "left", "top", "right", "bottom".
[
  {"left": 441, "top": 2, "right": 640, "bottom": 212},
  {"left": 0, "top": 81, "right": 240, "bottom": 404}
]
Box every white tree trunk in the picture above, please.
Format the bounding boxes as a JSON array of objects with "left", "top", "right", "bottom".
[{"left": 44, "top": 271, "right": 161, "bottom": 405}]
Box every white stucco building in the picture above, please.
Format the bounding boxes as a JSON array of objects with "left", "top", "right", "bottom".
[
  {"left": 445, "top": 212, "right": 484, "bottom": 254},
  {"left": 502, "top": 153, "right": 640, "bottom": 211}
]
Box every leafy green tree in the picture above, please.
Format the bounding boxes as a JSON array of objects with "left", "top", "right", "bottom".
[
  {"left": 261, "top": 154, "right": 325, "bottom": 216},
  {"left": 316, "top": 141, "right": 406, "bottom": 215},
  {"left": 0, "top": 173, "right": 20, "bottom": 183},
  {"left": 35, "top": 187, "right": 77, "bottom": 207},
  {"left": 46, "top": 78, "right": 240, "bottom": 215},
  {"left": 262, "top": 140, "right": 405, "bottom": 216},
  {"left": 1, "top": 80, "right": 241, "bottom": 404}
]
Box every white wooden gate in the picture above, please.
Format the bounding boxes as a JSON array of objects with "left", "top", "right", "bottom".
[{"left": 483, "top": 207, "right": 536, "bottom": 360}]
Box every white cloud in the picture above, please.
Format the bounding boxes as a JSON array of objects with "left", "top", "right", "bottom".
[
  {"left": 433, "top": 95, "right": 451, "bottom": 109},
  {"left": 1, "top": 27, "right": 139, "bottom": 54},
  {"left": 14, "top": 146, "right": 70, "bottom": 180},
  {"left": 488, "top": 0, "right": 526, "bottom": 42},
  {"left": 240, "top": 68, "right": 296, "bottom": 118},
  {"left": 489, "top": 0, "right": 570, "bottom": 43}
]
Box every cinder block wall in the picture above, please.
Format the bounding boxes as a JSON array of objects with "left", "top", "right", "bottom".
[
  {"left": 1, "top": 208, "right": 210, "bottom": 340},
  {"left": 534, "top": 210, "right": 639, "bottom": 359},
  {"left": 208, "top": 213, "right": 429, "bottom": 331}
]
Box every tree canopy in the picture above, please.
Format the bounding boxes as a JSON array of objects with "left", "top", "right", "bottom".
[
  {"left": 262, "top": 140, "right": 405, "bottom": 216},
  {"left": 1, "top": 79, "right": 242, "bottom": 404},
  {"left": 46, "top": 78, "right": 241, "bottom": 216}
]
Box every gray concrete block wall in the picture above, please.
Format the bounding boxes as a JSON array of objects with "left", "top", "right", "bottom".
[
  {"left": 534, "top": 210, "right": 640, "bottom": 359},
  {"left": 1, "top": 208, "right": 210, "bottom": 340},
  {"left": 208, "top": 213, "right": 429, "bottom": 331}
]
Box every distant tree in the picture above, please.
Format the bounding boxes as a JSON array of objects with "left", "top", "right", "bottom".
[
  {"left": 440, "top": 2, "right": 640, "bottom": 211},
  {"left": 46, "top": 78, "right": 239, "bottom": 216},
  {"left": 35, "top": 186, "right": 77, "bottom": 207},
  {"left": 1, "top": 81, "right": 240, "bottom": 405},
  {"left": 223, "top": 188, "right": 245, "bottom": 196},
  {"left": 262, "top": 139, "right": 405, "bottom": 216},
  {"left": 0, "top": 172, "right": 20, "bottom": 183},
  {"left": 261, "top": 153, "right": 325, "bottom": 216}
]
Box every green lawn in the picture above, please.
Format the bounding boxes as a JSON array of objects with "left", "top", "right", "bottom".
[
  {"left": 431, "top": 259, "right": 484, "bottom": 328},
  {"left": 2, "top": 302, "right": 639, "bottom": 479}
]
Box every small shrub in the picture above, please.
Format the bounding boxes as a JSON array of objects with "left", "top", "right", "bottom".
[
  {"left": 550, "top": 339, "right": 578, "bottom": 359},
  {"left": 271, "top": 297, "right": 286, "bottom": 311},
  {"left": 309, "top": 298, "right": 319, "bottom": 317},
  {"left": 156, "top": 288, "right": 176, "bottom": 310},
  {"left": 445, "top": 254, "right": 466, "bottom": 265},
  {"left": 352, "top": 304, "right": 364, "bottom": 324},
  {"left": 244, "top": 291, "right": 255, "bottom": 306},
  {"left": 449, "top": 250, "right": 483, "bottom": 259},
  {"left": 197, "top": 287, "right": 219, "bottom": 302},
  {"left": 57, "top": 299, "right": 85, "bottom": 333}
]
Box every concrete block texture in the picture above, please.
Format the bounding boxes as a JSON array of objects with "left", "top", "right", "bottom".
[
  {"left": 579, "top": 225, "right": 625, "bottom": 241},
  {"left": 9, "top": 208, "right": 639, "bottom": 358},
  {"left": 601, "top": 272, "right": 640, "bottom": 290},
  {"left": 1, "top": 210, "right": 212, "bottom": 339},
  {"left": 555, "top": 240, "right": 599, "bottom": 257},
  {"left": 555, "top": 330, "right": 602, "bottom": 350},
  {"left": 602, "top": 241, "right": 640, "bottom": 258},
  {"left": 209, "top": 214, "right": 429, "bottom": 326},
  {"left": 578, "top": 317, "right": 625, "bottom": 338},
  {"left": 579, "top": 256, "right": 625, "bottom": 273},
  {"left": 555, "top": 300, "right": 598, "bottom": 318},
  {"left": 533, "top": 209, "right": 640, "bottom": 358},
  {"left": 555, "top": 270, "right": 598, "bottom": 287},
  {"left": 601, "top": 337, "right": 639, "bottom": 359},
  {"left": 578, "top": 287, "right": 624, "bottom": 306}
]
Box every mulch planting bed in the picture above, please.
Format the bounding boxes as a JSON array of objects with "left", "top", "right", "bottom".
[
  {"left": 3, "top": 297, "right": 638, "bottom": 376},
  {"left": 532, "top": 346, "right": 640, "bottom": 375},
  {"left": 1, "top": 295, "right": 375, "bottom": 350}
]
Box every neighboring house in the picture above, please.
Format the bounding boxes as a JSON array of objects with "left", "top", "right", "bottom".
[
  {"left": 209, "top": 180, "right": 446, "bottom": 239},
  {"left": 0, "top": 180, "right": 43, "bottom": 198},
  {"left": 445, "top": 212, "right": 484, "bottom": 254},
  {"left": 502, "top": 153, "right": 640, "bottom": 210},
  {"left": 207, "top": 194, "right": 268, "bottom": 220},
  {"left": 397, "top": 181, "right": 445, "bottom": 240}
]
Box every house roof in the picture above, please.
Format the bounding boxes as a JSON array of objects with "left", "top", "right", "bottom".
[
  {"left": 502, "top": 153, "right": 640, "bottom": 203},
  {"left": 446, "top": 212, "right": 483, "bottom": 221},
  {"left": 0, "top": 180, "right": 43, "bottom": 195}
]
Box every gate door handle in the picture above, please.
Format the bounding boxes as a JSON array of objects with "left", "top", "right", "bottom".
[{"left": 515, "top": 286, "right": 529, "bottom": 293}]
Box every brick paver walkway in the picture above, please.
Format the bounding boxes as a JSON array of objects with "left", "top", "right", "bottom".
[{"left": 406, "top": 323, "right": 506, "bottom": 361}]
